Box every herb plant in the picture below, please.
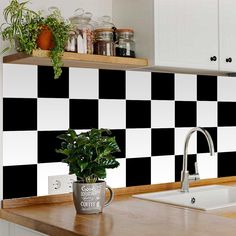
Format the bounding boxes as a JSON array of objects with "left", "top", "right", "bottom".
[{"left": 56, "top": 128, "right": 120, "bottom": 183}]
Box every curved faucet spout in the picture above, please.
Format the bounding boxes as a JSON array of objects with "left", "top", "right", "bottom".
[{"left": 181, "top": 127, "right": 215, "bottom": 193}]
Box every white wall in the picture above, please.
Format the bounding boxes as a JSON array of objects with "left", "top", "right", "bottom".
[{"left": 0, "top": 0, "right": 112, "bottom": 200}]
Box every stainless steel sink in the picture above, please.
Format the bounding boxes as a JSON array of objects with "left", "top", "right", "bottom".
[{"left": 133, "top": 185, "right": 236, "bottom": 210}]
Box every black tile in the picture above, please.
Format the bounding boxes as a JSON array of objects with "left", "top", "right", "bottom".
[
  {"left": 126, "top": 157, "right": 151, "bottom": 186},
  {"left": 197, "top": 75, "right": 217, "bottom": 101},
  {"left": 218, "top": 102, "right": 236, "bottom": 126},
  {"left": 38, "top": 66, "right": 69, "bottom": 98},
  {"left": 70, "top": 99, "right": 98, "bottom": 129},
  {"left": 3, "top": 165, "right": 37, "bottom": 199},
  {"left": 38, "top": 130, "right": 66, "bottom": 163},
  {"left": 109, "top": 129, "right": 126, "bottom": 159},
  {"left": 3, "top": 98, "right": 37, "bottom": 131},
  {"left": 218, "top": 152, "right": 236, "bottom": 177},
  {"left": 152, "top": 128, "right": 174, "bottom": 156},
  {"left": 99, "top": 69, "right": 125, "bottom": 99},
  {"left": 175, "top": 101, "right": 196, "bottom": 127},
  {"left": 197, "top": 127, "right": 217, "bottom": 153},
  {"left": 126, "top": 100, "right": 151, "bottom": 128},
  {"left": 151, "top": 72, "right": 174, "bottom": 100},
  {"left": 175, "top": 154, "right": 197, "bottom": 181}
]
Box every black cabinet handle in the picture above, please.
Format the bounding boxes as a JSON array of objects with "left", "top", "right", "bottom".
[
  {"left": 210, "top": 56, "right": 217, "bottom": 61},
  {"left": 226, "top": 57, "right": 232, "bottom": 63}
]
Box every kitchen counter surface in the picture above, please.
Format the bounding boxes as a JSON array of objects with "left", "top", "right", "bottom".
[{"left": 1, "top": 178, "right": 236, "bottom": 236}]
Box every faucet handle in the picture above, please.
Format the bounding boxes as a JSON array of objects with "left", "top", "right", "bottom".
[
  {"left": 194, "top": 162, "right": 199, "bottom": 175},
  {"left": 189, "top": 162, "right": 200, "bottom": 182},
  {"left": 189, "top": 173, "right": 200, "bottom": 181}
]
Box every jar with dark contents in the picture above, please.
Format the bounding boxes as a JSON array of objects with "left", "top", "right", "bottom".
[
  {"left": 93, "top": 28, "right": 115, "bottom": 56},
  {"left": 116, "top": 29, "right": 135, "bottom": 58}
]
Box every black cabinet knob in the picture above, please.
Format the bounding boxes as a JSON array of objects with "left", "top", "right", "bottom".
[
  {"left": 210, "top": 56, "right": 217, "bottom": 61},
  {"left": 226, "top": 57, "right": 232, "bottom": 63}
]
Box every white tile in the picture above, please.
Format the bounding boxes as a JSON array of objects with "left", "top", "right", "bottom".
[
  {"left": 105, "top": 159, "right": 126, "bottom": 188},
  {"left": 126, "top": 129, "right": 151, "bottom": 158},
  {"left": 126, "top": 71, "right": 151, "bottom": 100},
  {"left": 218, "top": 76, "right": 236, "bottom": 101},
  {"left": 75, "top": 129, "right": 91, "bottom": 134},
  {"left": 175, "top": 73, "right": 197, "bottom": 101},
  {"left": 175, "top": 128, "right": 197, "bottom": 155},
  {"left": 37, "top": 162, "right": 69, "bottom": 196},
  {"left": 3, "top": 131, "right": 37, "bottom": 166},
  {"left": 38, "top": 98, "right": 69, "bottom": 131},
  {"left": 99, "top": 99, "right": 126, "bottom": 129},
  {"left": 197, "top": 153, "right": 217, "bottom": 179},
  {"left": 69, "top": 68, "right": 98, "bottom": 99},
  {"left": 3, "top": 64, "right": 37, "bottom": 98},
  {"left": 197, "top": 101, "right": 217, "bottom": 127},
  {"left": 151, "top": 100, "right": 175, "bottom": 128},
  {"left": 218, "top": 127, "right": 236, "bottom": 152},
  {"left": 151, "top": 155, "right": 175, "bottom": 184}
]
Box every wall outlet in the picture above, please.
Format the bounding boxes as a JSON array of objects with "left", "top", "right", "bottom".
[{"left": 48, "top": 174, "right": 77, "bottom": 195}]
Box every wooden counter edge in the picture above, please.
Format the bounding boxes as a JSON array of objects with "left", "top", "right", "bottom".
[
  {"left": 0, "top": 209, "right": 79, "bottom": 236},
  {"left": 2, "top": 176, "right": 236, "bottom": 209}
]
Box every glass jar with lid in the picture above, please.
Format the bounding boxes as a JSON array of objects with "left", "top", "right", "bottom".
[
  {"left": 116, "top": 29, "right": 135, "bottom": 58},
  {"left": 69, "top": 8, "right": 94, "bottom": 54},
  {"left": 65, "top": 30, "right": 77, "bottom": 52},
  {"left": 93, "top": 28, "right": 115, "bottom": 56}
]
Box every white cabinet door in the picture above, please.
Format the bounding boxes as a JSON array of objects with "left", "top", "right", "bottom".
[
  {"left": 10, "top": 223, "right": 48, "bottom": 236},
  {"left": 0, "top": 219, "right": 10, "bottom": 236},
  {"left": 155, "top": 0, "right": 218, "bottom": 70},
  {"left": 113, "top": 0, "right": 219, "bottom": 71},
  {"left": 219, "top": 0, "right": 236, "bottom": 72}
]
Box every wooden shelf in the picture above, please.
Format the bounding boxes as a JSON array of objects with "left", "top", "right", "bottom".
[{"left": 3, "top": 49, "right": 148, "bottom": 70}]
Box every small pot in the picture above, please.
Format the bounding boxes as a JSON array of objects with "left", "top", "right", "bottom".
[
  {"left": 73, "top": 180, "right": 114, "bottom": 214},
  {"left": 36, "top": 25, "right": 54, "bottom": 50}
]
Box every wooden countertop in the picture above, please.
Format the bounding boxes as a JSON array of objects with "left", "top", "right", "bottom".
[{"left": 1, "top": 177, "right": 236, "bottom": 236}]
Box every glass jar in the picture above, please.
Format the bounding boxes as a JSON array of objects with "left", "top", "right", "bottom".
[
  {"left": 65, "top": 30, "right": 77, "bottom": 52},
  {"left": 116, "top": 29, "right": 135, "bottom": 58},
  {"left": 69, "top": 9, "right": 94, "bottom": 54},
  {"left": 94, "top": 28, "right": 115, "bottom": 56}
]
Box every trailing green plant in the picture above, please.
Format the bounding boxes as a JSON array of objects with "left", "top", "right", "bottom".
[
  {"left": 56, "top": 128, "right": 120, "bottom": 183},
  {"left": 43, "top": 8, "right": 70, "bottom": 79}
]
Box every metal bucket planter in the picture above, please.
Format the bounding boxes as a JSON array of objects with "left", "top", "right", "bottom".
[{"left": 73, "top": 180, "right": 114, "bottom": 214}]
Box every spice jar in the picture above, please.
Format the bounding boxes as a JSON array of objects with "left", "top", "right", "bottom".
[
  {"left": 94, "top": 28, "right": 115, "bottom": 56},
  {"left": 116, "top": 29, "right": 135, "bottom": 58},
  {"left": 69, "top": 9, "right": 94, "bottom": 54},
  {"left": 65, "top": 30, "right": 77, "bottom": 52}
]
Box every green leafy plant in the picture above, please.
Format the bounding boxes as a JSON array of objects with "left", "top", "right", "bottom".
[
  {"left": 0, "top": 1, "right": 70, "bottom": 79},
  {"left": 42, "top": 8, "right": 70, "bottom": 79},
  {"left": 56, "top": 128, "right": 120, "bottom": 183},
  {"left": 0, "top": 0, "right": 41, "bottom": 54}
]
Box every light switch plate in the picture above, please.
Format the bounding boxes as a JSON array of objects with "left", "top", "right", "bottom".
[{"left": 48, "top": 174, "right": 77, "bottom": 195}]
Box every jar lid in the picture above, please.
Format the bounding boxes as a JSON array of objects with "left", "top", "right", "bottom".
[
  {"left": 116, "top": 28, "right": 134, "bottom": 33},
  {"left": 95, "top": 28, "right": 114, "bottom": 33},
  {"left": 69, "top": 9, "right": 93, "bottom": 23}
]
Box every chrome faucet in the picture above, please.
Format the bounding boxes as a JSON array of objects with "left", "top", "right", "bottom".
[{"left": 181, "top": 127, "right": 215, "bottom": 192}]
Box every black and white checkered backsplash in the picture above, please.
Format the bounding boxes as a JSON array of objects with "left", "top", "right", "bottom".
[{"left": 3, "top": 64, "right": 236, "bottom": 199}]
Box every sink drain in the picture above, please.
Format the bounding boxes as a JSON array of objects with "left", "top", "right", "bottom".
[{"left": 191, "top": 197, "right": 196, "bottom": 204}]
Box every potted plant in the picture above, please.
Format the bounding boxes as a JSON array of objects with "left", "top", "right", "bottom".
[
  {"left": 0, "top": 0, "right": 41, "bottom": 54},
  {"left": 0, "top": 0, "right": 70, "bottom": 79},
  {"left": 56, "top": 128, "right": 120, "bottom": 214},
  {"left": 40, "top": 7, "right": 70, "bottom": 79}
]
